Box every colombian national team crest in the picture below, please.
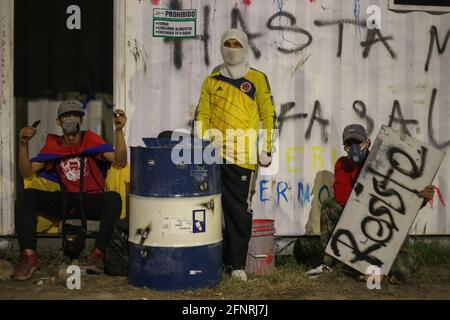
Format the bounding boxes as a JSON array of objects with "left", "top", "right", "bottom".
[{"left": 240, "top": 81, "right": 252, "bottom": 93}]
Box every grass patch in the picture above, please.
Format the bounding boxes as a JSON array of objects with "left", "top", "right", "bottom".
[
  {"left": 213, "top": 259, "right": 315, "bottom": 299},
  {"left": 1, "top": 239, "right": 449, "bottom": 300},
  {"left": 0, "top": 242, "right": 95, "bottom": 269},
  {"left": 410, "top": 238, "right": 450, "bottom": 267},
  {"left": 0, "top": 245, "right": 17, "bottom": 264}
]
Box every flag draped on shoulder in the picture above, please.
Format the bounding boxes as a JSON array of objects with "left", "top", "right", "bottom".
[{"left": 31, "top": 130, "right": 114, "bottom": 184}]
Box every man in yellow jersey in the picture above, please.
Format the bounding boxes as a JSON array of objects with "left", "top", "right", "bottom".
[{"left": 195, "top": 28, "right": 276, "bottom": 281}]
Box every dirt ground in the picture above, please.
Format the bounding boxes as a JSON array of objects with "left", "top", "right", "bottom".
[{"left": 1, "top": 257, "right": 449, "bottom": 300}]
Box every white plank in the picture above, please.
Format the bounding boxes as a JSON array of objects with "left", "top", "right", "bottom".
[{"left": 0, "top": 0, "right": 14, "bottom": 235}]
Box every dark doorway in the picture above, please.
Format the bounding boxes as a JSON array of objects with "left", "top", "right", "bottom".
[
  {"left": 13, "top": 0, "right": 114, "bottom": 193},
  {"left": 14, "top": 0, "right": 113, "bottom": 99}
]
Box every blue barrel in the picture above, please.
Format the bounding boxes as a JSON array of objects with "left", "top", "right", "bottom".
[
  {"left": 128, "top": 138, "right": 223, "bottom": 290},
  {"left": 130, "top": 138, "right": 221, "bottom": 197}
]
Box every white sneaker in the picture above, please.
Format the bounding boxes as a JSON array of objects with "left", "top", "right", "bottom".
[
  {"left": 231, "top": 269, "right": 248, "bottom": 282},
  {"left": 307, "top": 264, "right": 333, "bottom": 277}
]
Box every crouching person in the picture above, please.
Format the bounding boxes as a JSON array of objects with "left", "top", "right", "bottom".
[
  {"left": 13, "top": 100, "right": 127, "bottom": 280},
  {"left": 308, "top": 124, "right": 435, "bottom": 283}
]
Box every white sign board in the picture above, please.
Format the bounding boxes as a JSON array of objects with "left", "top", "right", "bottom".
[
  {"left": 153, "top": 8, "right": 196, "bottom": 38},
  {"left": 325, "top": 125, "right": 445, "bottom": 275}
]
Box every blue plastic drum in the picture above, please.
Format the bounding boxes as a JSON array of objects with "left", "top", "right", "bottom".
[
  {"left": 128, "top": 138, "right": 223, "bottom": 290},
  {"left": 130, "top": 139, "right": 221, "bottom": 197}
]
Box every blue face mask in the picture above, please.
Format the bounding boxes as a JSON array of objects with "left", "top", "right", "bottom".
[{"left": 347, "top": 143, "right": 367, "bottom": 164}]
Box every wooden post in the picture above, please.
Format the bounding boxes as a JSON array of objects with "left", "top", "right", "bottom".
[
  {"left": 114, "top": 0, "right": 126, "bottom": 112},
  {"left": 113, "top": 0, "right": 128, "bottom": 145},
  {"left": 0, "top": 0, "right": 15, "bottom": 235}
]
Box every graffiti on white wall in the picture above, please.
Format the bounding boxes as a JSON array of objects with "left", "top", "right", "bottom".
[{"left": 125, "top": 0, "right": 450, "bottom": 235}]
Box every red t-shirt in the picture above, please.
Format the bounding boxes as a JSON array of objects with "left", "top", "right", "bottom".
[
  {"left": 333, "top": 156, "right": 364, "bottom": 207},
  {"left": 57, "top": 156, "right": 106, "bottom": 193},
  {"left": 50, "top": 133, "right": 108, "bottom": 194}
]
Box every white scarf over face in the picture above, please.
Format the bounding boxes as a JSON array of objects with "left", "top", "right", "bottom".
[{"left": 220, "top": 28, "right": 249, "bottom": 79}]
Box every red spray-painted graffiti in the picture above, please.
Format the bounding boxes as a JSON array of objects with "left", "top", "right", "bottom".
[
  {"left": 246, "top": 254, "right": 274, "bottom": 275},
  {"left": 429, "top": 186, "right": 446, "bottom": 209}
]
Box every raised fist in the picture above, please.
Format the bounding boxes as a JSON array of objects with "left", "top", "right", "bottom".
[{"left": 113, "top": 109, "right": 127, "bottom": 131}]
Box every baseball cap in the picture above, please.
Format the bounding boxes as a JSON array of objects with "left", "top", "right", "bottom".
[
  {"left": 57, "top": 100, "right": 85, "bottom": 117},
  {"left": 342, "top": 124, "right": 367, "bottom": 144}
]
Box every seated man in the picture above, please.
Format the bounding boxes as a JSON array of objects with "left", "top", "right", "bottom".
[
  {"left": 310, "top": 124, "right": 435, "bottom": 282},
  {"left": 14, "top": 100, "right": 128, "bottom": 280}
]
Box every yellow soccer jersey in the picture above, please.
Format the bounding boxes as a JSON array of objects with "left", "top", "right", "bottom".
[{"left": 195, "top": 67, "right": 276, "bottom": 170}]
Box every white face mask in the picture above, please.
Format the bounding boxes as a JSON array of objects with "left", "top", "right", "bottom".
[
  {"left": 220, "top": 29, "right": 249, "bottom": 79},
  {"left": 62, "top": 116, "right": 81, "bottom": 135},
  {"left": 221, "top": 46, "right": 247, "bottom": 66}
]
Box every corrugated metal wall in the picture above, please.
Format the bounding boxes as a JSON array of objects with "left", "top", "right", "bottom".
[{"left": 125, "top": 0, "right": 450, "bottom": 235}]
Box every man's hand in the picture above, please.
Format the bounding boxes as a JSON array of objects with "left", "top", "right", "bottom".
[
  {"left": 418, "top": 185, "right": 435, "bottom": 201},
  {"left": 363, "top": 138, "right": 371, "bottom": 151},
  {"left": 259, "top": 151, "right": 272, "bottom": 167},
  {"left": 114, "top": 109, "right": 127, "bottom": 131},
  {"left": 19, "top": 127, "right": 37, "bottom": 145}
]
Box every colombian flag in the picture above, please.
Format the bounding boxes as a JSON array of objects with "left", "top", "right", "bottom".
[{"left": 31, "top": 130, "right": 114, "bottom": 184}]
